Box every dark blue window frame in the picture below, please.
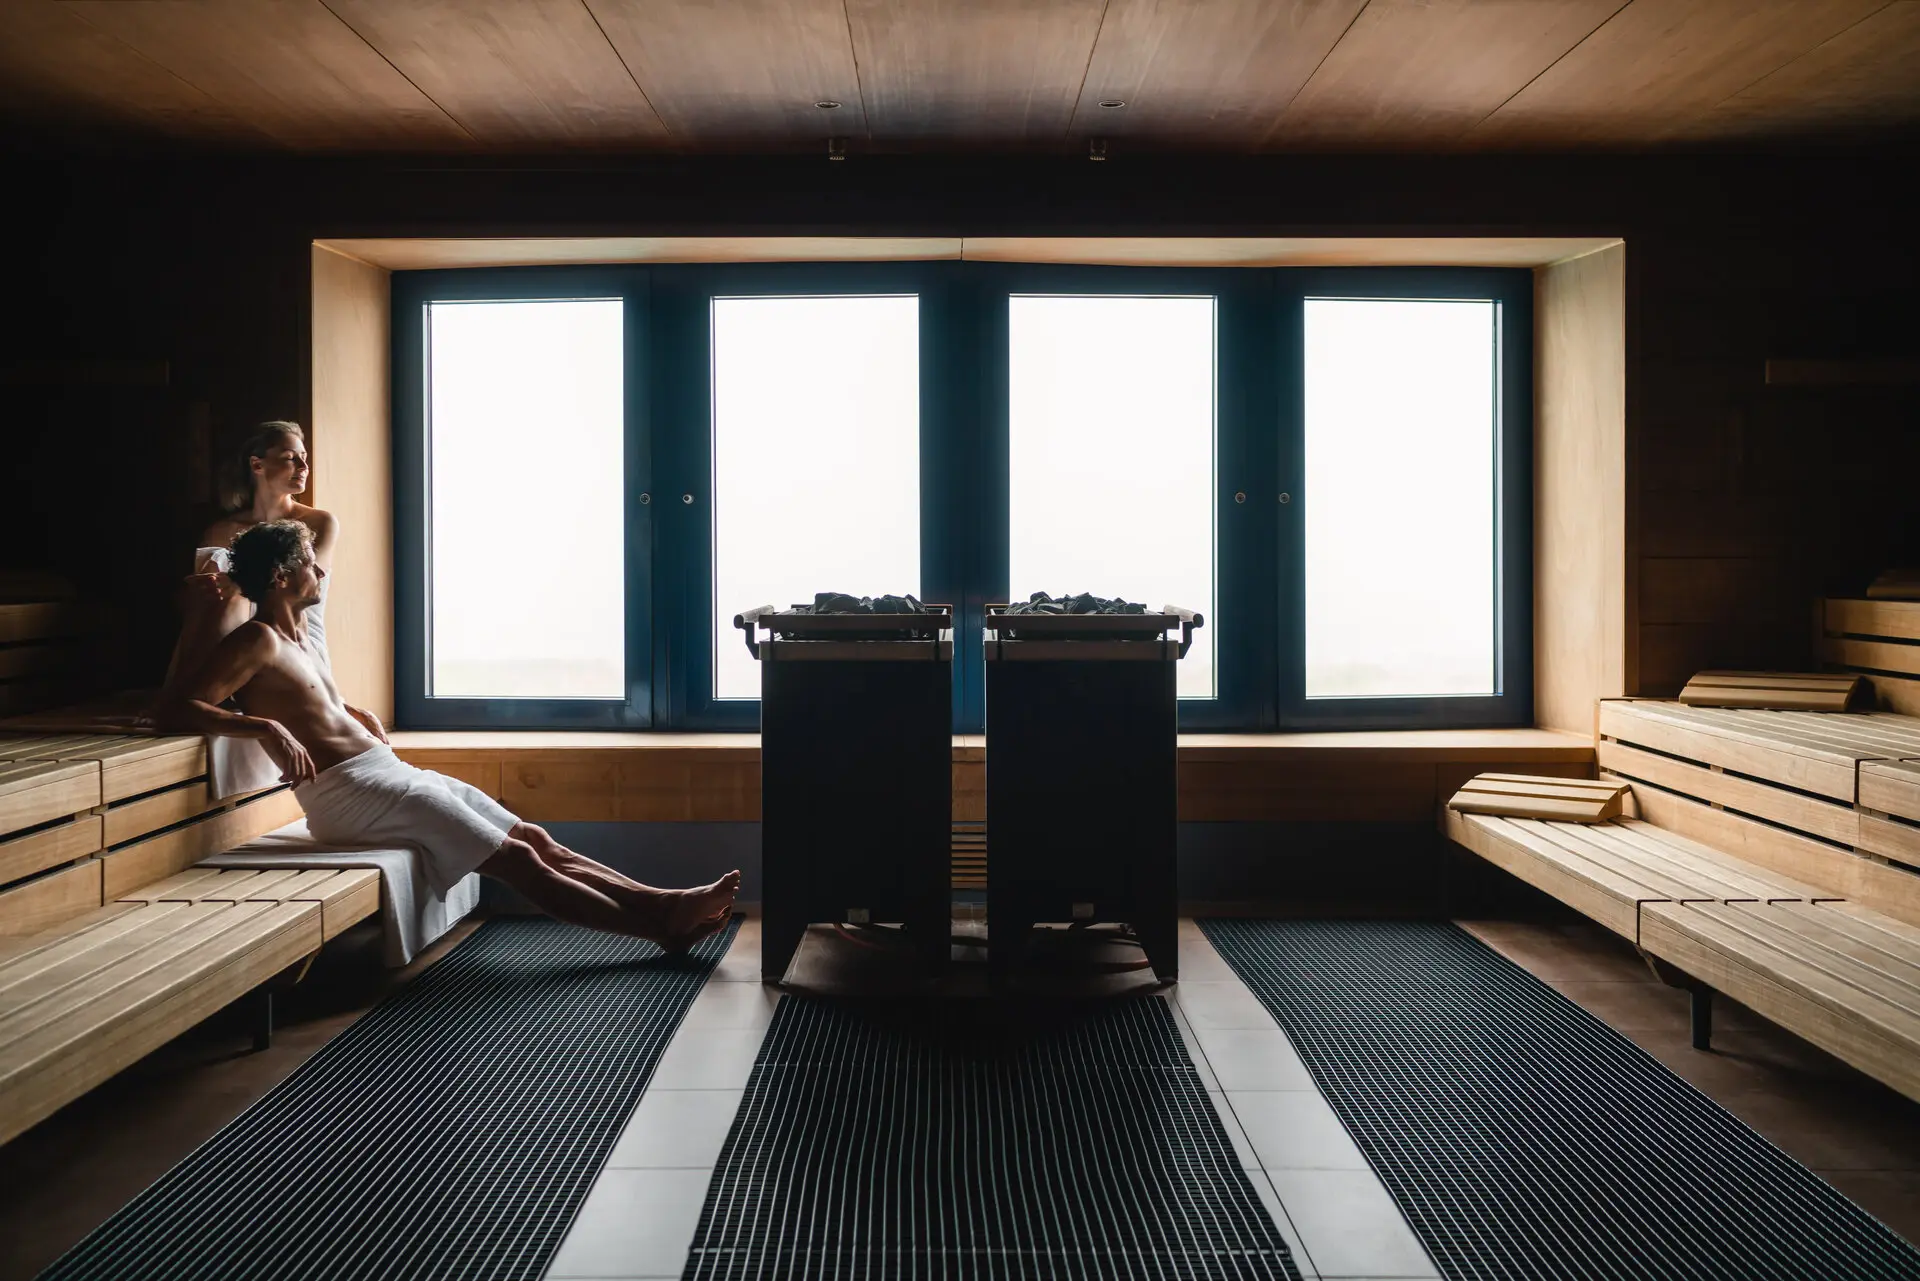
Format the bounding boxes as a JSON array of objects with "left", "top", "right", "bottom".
[
  {"left": 389, "top": 261, "right": 1530, "bottom": 734},
  {"left": 391, "top": 266, "right": 654, "bottom": 729},
  {"left": 1275, "top": 268, "right": 1533, "bottom": 730}
]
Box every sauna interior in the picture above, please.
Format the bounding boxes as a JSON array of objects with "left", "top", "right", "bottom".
[{"left": 2, "top": 4, "right": 1919, "bottom": 1279}]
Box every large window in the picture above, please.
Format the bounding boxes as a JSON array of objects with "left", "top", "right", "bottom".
[
  {"left": 1008, "top": 295, "right": 1217, "bottom": 699},
  {"left": 710, "top": 295, "right": 921, "bottom": 701},
  {"left": 395, "top": 263, "right": 1529, "bottom": 732}
]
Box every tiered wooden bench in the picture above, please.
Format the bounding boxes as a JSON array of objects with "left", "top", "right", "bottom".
[
  {"left": 1446, "top": 699, "right": 1920, "bottom": 1103},
  {"left": 0, "top": 732, "right": 379, "bottom": 1146},
  {"left": 1822, "top": 595, "right": 1920, "bottom": 716}
]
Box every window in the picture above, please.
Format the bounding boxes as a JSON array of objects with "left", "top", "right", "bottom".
[
  {"left": 1007, "top": 294, "right": 1217, "bottom": 699},
  {"left": 710, "top": 295, "right": 921, "bottom": 701},
  {"left": 394, "top": 262, "right": 1528, "bottom": 732},
  {"left": 1303, "top": 297, "right": 1496, "bottom": 699},
  {"left": 427, "top": 299, "right": 626, "bottom": 700}
]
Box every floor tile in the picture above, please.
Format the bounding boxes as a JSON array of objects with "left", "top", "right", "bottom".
[
  {"left": 545, "top": 1168, "right": 711, "bottom": 1278},
  {"left": 606, "top": 1089, "right": 745, "bottom": 1169},
  {"left": 1228, "top": 1090, "right": 1369, "bottom": 1171},
  {"left": 1820, "top": 1170, "right": 1920, "bottom": 1248},
  {"left": 678, "top": 981, "right": 780, "bottom": 1030},
  {"left": 1249, "top": 1170, "right": 1320, "bottom": 1280},
  {"left": 1175, "top": 944, "right": 1242, "bottom": 983},
  {"left": 647, "top": 1029, "right": 766, "bottom": 1090},
  {"left": 1266, "top": 1169, "right": 1439, "bottom": 1279},
  {"left": 1194, "top": 1027, "right": 1316, "bottom": 1091},
  {"left": 1207, "top": 1090, "right": 1260, "bottom": 1169},
  {"left": 1176, "top": 980, "right": 1281, "bottom": 1030}
]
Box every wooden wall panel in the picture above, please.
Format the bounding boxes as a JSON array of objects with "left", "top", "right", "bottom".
[
  {"left": 1692, "top": 1, "right": 1920, "bottom": 142},
  {"left": 1272, "top": 0, "right": 1619, "bottom": 148},
  {"left": 63, "top": 0, "right": 473, "bottom": 150},
  {"left": 584, "top": 0, "right": 864, "bottom": 145},
  {"left": 1534, "top": 243, "right": 1627, "bottom": 736},
  {"left": 1077, "top": 0, "right": 1363, "bottom": 147},
  {"left": 0, "top": 0, "right": 266, "bottom": 145},
  {"left": 323, "top": 0, "right": 668, "bottom": 147},
  {"left": 310, "top": 245, "right": 394, "bottom": 721},
  {"left": 1475, "top": 0, "right": 1889, "bottom": 146},
  {"left": 846, "top": 0, "right": 1105, "bottom": 145}
]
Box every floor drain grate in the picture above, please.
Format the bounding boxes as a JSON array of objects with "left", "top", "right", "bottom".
[
  {"left": 38, "top": 917, "right": 734, "bottom": 1281},
  {"left": 688, "top": 994, "right": 1301, "bottom": 1280},
  {"left": 1204, "top": 918, "right": 1920, "bottom": 1281}
]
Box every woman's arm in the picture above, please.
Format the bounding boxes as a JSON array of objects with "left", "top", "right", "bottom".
[
  {"left": 303, "top": 509, "right": 340, "bottom": 574},
  {"left": 159, "top": 541, "right": 252, "bottom": 698}
]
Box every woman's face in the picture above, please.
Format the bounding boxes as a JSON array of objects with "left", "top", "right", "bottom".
[{"left": 251, "top": 436, "right": 309, "bottom": 499}]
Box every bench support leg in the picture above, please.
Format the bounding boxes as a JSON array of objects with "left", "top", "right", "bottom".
[
  {"left": 251, "top": 988, "right": 273, "bottom": 1053},
  {"left": 1689, "top": 987, "right": 1713, "bottom": 1051},
  {"left": 1639, "top": 948, "right": 1714, "bottom": 1052}
]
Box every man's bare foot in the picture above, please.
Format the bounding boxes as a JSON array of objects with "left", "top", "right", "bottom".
[
  {"left": 654, "top": 871, "right": 741, "bottom": 944},
  {"left": 661, "top": 907, "right": 733, "bottom": 955}
]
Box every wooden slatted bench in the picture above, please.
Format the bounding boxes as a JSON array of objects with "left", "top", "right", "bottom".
[
  {"left": 0, "top": 866, "right": 379, "bottom": 1146},
  {"left": 1446, "top": 700, "right": 1920, "bottom": 1103},
  {"left": 1822, "top": 597, "right": 1920, "bottom": 717},
  {"left": 0, "top": 731, "right": 381, "bottom": 1146}
]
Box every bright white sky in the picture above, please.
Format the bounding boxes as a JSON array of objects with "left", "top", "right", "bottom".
[
  {"left": 423, "top": 292, "right": 1497, "bottom": 707},
  {"left": 1009, "top": 295, "right": 1217, "bottom": 697},
  {"left": 711, "top": 295, "right": 921, "bottom": 700},
  {"left": 429, "top": 299, "right": 626, "bottom": 699},
  {"left": 1304, "top": 298, "right": 1497, "bottom": 698}
]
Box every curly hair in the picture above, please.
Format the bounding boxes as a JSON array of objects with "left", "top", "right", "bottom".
[{"left": 228, "top": 519, "right": 313, "bottom": 604}]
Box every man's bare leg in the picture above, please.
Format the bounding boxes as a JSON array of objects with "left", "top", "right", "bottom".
[
  {"left": 480, "top": 837, "right": 739, "bottom": 945},
  {"left": 509, "top": 822, "right": 736, "bottom": 940}
]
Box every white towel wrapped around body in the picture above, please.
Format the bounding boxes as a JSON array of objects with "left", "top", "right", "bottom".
[{"left": 294, "top": 745, "right": 517, "bottom": 895}]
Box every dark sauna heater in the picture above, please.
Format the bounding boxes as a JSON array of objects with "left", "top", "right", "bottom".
[
  {"left": 984, "top": 595, "right": 1202, "bottom": 985},
  {"left": 737, "top": 595, "right": 953, "bottom": 983}
]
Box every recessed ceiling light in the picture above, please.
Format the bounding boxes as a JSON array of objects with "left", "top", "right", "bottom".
[
  {"left": 816, "top": 100, "right": 841, "bottom": 109},
  {"left": 1097, "top": 99, "right": 1125, "bottom": 109}
]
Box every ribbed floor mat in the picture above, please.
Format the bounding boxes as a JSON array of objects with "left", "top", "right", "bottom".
[
  {"left": 686, "top": 995, "right": 1300, "bottom": 1280},
  {"left": 1203, "top": 918, "right": 1920, "bottom": 1281},
  {"left": 39, "top": 917, "right": 735, "bottom": 1281}
]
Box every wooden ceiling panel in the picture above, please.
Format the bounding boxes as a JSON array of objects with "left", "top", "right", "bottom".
[
  {"left": 583, "top": 0, "right": 863, "bottom": 145},
  {"left": 1076, "top": 0, "right": 1367, "bottom": 147},
  {"left": 1688, "top": 1, "right": 1920, "bottom": 140},
  {"left": 1270, "top": 0, "right": 1625, "bottom": 148},
  {"left": 321, "top": 0, "right": 667, "bottom": 147},
  {"left": 0, "top": 0, "right": 267, "bottom": 145},
  {"left": 846, "top": 0, "right": 1107, "bottom": 145},
  {"left": 60, "top": 0, "right": 473, "bottom": 150},
  {"left": 1473, "top": 0, "right": 1893, "bottom": 146}
]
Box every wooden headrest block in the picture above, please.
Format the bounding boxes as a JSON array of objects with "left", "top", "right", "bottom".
[
  {"left": 1678, "top": 670, "right": 1870, "bottom": 712},
  {"left": 1867, "top": 569, "right": 1920, "bottom": 601},
  {"left": 1447, "top": 773, "right": 1628, "bottom": 823}
]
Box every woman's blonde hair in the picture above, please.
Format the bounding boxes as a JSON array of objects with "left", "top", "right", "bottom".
[{"left": 220, "top": 421, "right": 305, "bottom": 513}]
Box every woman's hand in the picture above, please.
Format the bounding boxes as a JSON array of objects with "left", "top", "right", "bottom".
[
  {"left": 259, "top": 721, "right": 316, "bottom": 785},
  {"left": 346, "top": 705, "right": 390, "bottom": 744},
  {"left": 183, "top": 571, "right": 238, "bottom": 610}
]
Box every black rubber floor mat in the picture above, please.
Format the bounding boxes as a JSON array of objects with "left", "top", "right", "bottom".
[
  {"left": 686, "top": 994, "right": 1301, "bottom": 1280},
  {"left": 1202, "top": 918, "right": 1920, "bottom": 1281},
  {"left": 39, "top": 916, "right": 736, "bottom": 1281}
]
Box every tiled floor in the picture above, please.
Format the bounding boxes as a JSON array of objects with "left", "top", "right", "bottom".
[
  {"left": 542, "top": 916, "right": 1442, "bottom": 1280},
  {"left": 8, "top": 908, "right": 1919, "bottom": 1281}
]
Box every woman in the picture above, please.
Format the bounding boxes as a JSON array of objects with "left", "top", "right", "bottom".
[{"left": 162, "top": 421, "right": 381, "bottom": 787}]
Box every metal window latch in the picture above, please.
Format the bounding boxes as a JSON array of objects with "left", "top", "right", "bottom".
[
  {"left": 638, "top": 493, "right": 650, "bottom": 505},
  {"left": 1278, "top": 493, "right": 1291, "bottom": 504},
  {"left": 682, "top": 493, "right": 694, "bottom": 504}
]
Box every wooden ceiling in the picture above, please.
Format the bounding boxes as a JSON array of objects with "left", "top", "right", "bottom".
[{"left": 4, "top": 0, "right": 1917, "bottom": 153}]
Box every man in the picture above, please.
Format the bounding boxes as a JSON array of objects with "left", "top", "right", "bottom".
[{"left": 159, "top": 520, "right": 738, "bottom": 950}]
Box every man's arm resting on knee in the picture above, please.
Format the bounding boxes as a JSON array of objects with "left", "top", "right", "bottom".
[{"left": 153, "top": 624, "right": 316, "bottom": 783}]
